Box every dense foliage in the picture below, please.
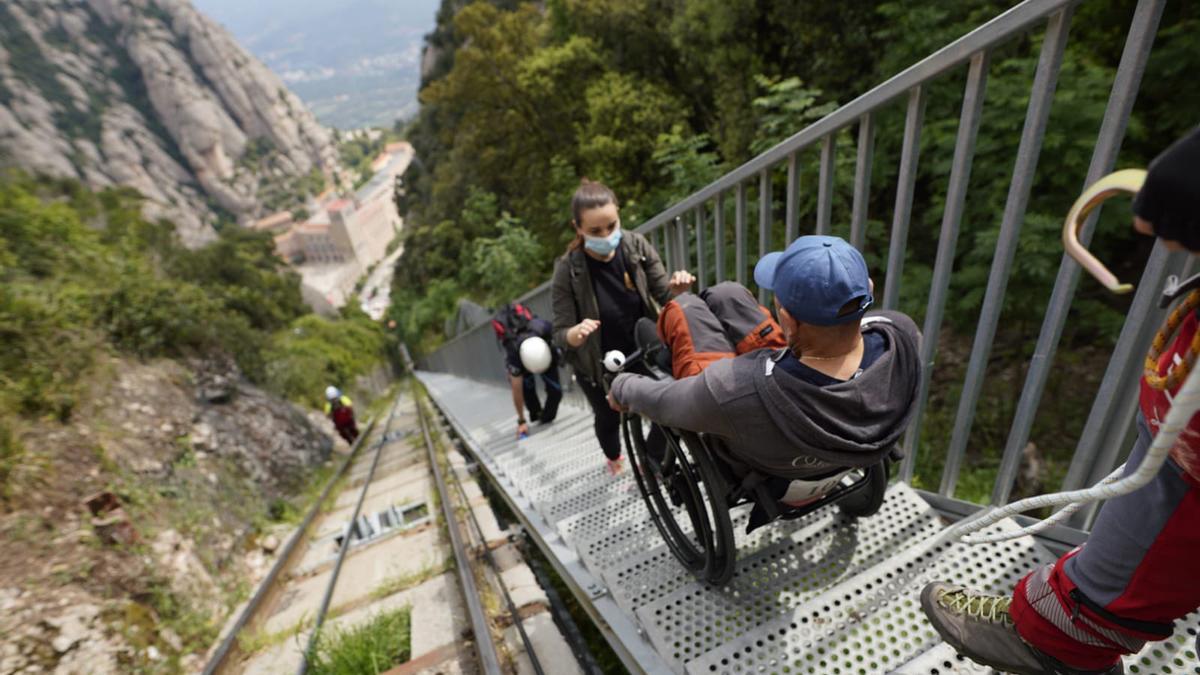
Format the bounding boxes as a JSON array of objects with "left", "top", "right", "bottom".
[
  {"left": 390, "top": 0, "right": 1197, "bottom": 501},
  {"left": 0, "top": 172, "right": 389, "bottom": 423}
]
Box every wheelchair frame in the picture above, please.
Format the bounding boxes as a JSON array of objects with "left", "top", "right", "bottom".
[{"left": 620, "top": 411, "right": 891, "bottom": 586}]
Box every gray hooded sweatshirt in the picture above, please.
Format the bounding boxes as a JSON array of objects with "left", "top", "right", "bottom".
[{"left": 610, "top": 311, "right": 922, "bottom": 478}]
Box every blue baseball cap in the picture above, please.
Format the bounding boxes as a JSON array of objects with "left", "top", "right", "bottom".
[{"left": 753, "top": 235, "right": 873, "bottom": 326}]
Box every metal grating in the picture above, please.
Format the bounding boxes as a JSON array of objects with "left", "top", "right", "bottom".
[
  {"left": 684, "top": 519, "right": 1057, "bottom": 674},
  {"left": 640, "top": 486, "right": 944, "bottom": 668}
]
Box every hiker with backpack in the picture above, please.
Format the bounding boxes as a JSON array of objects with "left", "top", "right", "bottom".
[
  {"left": 324, "top": 386, "right": 358, "bottom": 444},
  {"left": 492, "top": 302, "right": 562, "bottom": 439},
  {"left": 550, "top": 179, "right": 695, "bottom": 475}
]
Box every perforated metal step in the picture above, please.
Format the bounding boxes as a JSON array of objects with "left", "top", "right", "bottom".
[{"left": 418, "top": 372, "right": 1200, "bottom": 675}]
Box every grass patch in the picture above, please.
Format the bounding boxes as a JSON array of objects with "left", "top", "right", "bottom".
[
  {"left": 309, "top": 606, "right": 412, "bottom": 675},
  {"left": 369, "top": 557, "right": 454, "bottom": 601}
]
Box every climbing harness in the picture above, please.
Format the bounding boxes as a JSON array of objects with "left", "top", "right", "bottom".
[{"left": 952, "top": 169, "right": 1200, "bottom": 544}]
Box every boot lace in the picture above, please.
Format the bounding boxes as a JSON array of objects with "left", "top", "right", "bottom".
[{"left": 939, "top": 587, "right": 1014, "bottom": 626}]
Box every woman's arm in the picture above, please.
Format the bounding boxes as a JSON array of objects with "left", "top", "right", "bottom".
[{"left": 550, "top": 259, "right": 578, "bottom": 350}]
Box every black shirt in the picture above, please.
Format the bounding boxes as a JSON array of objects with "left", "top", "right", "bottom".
[
  {"left": 776, "top": 329, "right": 888, "bottom": 387},
  {"left": 585, "top": 247, "right": 644, "bottom": 355}
]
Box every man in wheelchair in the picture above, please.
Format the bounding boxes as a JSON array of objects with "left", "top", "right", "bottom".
[{"left": 607, "top": 235, "right": 922, "bottom": 529}]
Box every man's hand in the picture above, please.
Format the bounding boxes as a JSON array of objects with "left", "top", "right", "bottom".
[
  {"left": 568, "top": 318, "right": 601, "bottom": 347},
  {"left": 668, "top": 270, "right": 696, "bottom": 296},
  {"left": 517, "top": 421, "right": 529, "bottom": 438},
  {"left": 606, "top": 390, "right": 628, "bottom": 413}
]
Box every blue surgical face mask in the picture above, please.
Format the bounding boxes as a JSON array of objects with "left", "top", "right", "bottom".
[{"left": 584, "top": 226, "right": 622, "bottom": 256}]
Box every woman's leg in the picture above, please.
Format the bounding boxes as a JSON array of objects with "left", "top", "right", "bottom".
[{"left": 576, "top": 376, "right": 623, "bottom": 461}]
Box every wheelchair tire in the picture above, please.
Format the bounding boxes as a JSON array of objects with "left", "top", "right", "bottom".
[
  {"left": 678, "top": 431, "right": 737, "bottom": 586},
  {"left": 838, "top": 461, "right": 888, "bottom": 518},
  {"left": 623, "top": 415, "right": 711, "bottom": 576}
]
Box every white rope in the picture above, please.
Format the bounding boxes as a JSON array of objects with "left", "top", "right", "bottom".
[{"left": 949, "top": 361, "right": 1200, "bottom": 544}]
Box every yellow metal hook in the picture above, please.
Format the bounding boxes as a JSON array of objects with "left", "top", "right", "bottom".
[{"left": 1062, "top": 168, "right": 1147, "bottom": 294}]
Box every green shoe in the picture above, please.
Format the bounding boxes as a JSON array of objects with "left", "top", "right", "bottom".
[{"left": 920, "top": 582, "right": 1124, "bottom": 675}]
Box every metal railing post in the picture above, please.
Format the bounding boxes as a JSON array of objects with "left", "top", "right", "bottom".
[
  {"left": 850, "top": 114, "right": 876, "bottom": 251},
  {"left": 990, "top": 0, "right": 1168, "bottom": 506},
  {"left": 899, "top": 51, "right": 990, "bottom": 483},
  {"left": 785, "top": 152, "right": 800, "bottom": 244},
  {"left": 816, "top": 136, "right": 836, "bottom": 236},
  {"left": 939, "top": 8, "right": 1073, "bottom": 497},
  {"left": 882, "top": 86, "right": 926, "bottom": 311},
  {"left": 759, "top": 169, "right": 773, "bottom": 303}
]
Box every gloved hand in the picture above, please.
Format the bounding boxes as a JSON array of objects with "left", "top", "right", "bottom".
[{"left": 1134, "top": 126, "right": 1200, "bottom": 251}]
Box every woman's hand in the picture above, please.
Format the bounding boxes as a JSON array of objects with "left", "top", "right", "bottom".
[
  {"left": 567, "top": 318, "right": 601, "bottom": 347},
  {"left": 668, "top": 270, "right": 696, "bottom": 296}
]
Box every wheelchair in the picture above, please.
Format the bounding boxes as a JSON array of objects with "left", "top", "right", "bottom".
[{"left": 604, "top": 341, "right": 892, "bottom": 587}]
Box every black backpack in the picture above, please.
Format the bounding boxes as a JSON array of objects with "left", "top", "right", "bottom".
[{"left": 491, "top": 303, "right": 534, "bottom": 347}]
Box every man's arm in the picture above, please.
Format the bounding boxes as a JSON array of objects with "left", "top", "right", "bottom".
[{"left": 610, "top": 371, "right": 733, "bottom": 437}]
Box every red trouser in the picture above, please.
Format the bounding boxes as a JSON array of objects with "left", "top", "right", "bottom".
[{"left": 1009, "top": 416, "right": 1200, "bottom": 669}]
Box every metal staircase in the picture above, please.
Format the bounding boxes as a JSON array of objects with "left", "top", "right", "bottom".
[{"left": 418, "top": 372, "right": 1200, "bottom": 674}]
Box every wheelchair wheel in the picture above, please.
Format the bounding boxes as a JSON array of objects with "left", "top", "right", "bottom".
[
  {"left": 623, "top": 416, "right": 735, "bottom": 584},
  {"left": 679, "top": 430, "right": 736, "bottom": 586},
  {"left": 838, "top": 461, "right": 888, "bottom": 518}
]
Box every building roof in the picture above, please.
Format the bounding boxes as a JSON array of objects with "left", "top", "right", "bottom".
[
  {"left": 252, "top": 210, "right": 294, "bottom": 231},
  {"left": 327, "top": 198, "right": 353, "bottom": 213}
]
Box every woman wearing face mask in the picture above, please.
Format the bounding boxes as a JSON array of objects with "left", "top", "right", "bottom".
[{"left": 551, "top": 179, "right": 695, "bottom": 474}]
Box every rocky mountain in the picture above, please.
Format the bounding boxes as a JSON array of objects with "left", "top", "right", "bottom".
[{"left": 0, "top": 0, "right": 339, "bottom": 246}]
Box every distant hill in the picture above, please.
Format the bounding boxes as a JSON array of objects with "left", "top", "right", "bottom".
[
  {"left": 0, "top": 0, "right": 340, "bottom": 246},
  {"left": 194, "top": 0, "right": 439, "bottom": 130}
]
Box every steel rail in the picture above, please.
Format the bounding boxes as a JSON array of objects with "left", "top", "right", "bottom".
[
  {"left": 297, "top": 402, "right": 399, "bottom": 674},
  {"left": 415, "top": 390, "right": 505, "bottom": 674},
  {"left": 200, "top": 413, "right": 377, "bottom": 675},
  {"left": 426, "top": 404, "right": 547, "bottom": 675}
]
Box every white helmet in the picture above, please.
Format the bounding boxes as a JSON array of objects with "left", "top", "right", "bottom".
[
  {"left": 519, "top": 336, "right": 553, "bottom": 374},
  {"left": 325, "top": 386, "right": 340, "bottom": 401}
]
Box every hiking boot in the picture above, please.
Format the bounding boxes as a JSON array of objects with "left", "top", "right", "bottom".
[{"left": 920, "top": 582, "right": 1124, "bottom": 675}]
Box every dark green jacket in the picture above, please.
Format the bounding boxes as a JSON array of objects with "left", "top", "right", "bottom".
[{"left": 551, "top": 230, "right": 671, "bottom": 384}]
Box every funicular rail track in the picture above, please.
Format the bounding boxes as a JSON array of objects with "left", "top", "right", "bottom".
[
  {"left": 202, "top": 387, "right": 515, "bottom": 675},
  {"left": 414, "top": 0, "right": 1200, "bottom": 671}
]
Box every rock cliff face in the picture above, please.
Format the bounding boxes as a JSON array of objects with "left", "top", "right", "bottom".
[{"left": 0, "top": 0, "right": 339, "bottom": 246}]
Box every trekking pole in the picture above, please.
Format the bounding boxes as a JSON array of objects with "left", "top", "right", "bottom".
[{"left": 947, "top": 169, "right": 1200, "bottom": 544}]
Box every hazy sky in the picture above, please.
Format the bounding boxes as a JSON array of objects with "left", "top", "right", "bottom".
[{"left": 193, "top": 0, "right": 441, "bottom": 129}]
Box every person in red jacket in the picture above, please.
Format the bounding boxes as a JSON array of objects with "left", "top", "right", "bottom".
[
  {"left": 324, "top": 386, "right": 358, "bottom": 444},
  {"left": 921, "top": 127, "right": 1200, "bottom": 675}
]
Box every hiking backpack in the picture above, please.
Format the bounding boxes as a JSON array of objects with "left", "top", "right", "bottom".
[{"left": 492, "top": 303, "right": 534, "bottom": 347}]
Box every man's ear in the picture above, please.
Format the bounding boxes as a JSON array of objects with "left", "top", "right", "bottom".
[{"left": 869, "top": 277, "right": 875, "bottom": 295}]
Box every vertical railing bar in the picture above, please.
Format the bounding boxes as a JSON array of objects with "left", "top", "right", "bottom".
[
  {"left": 850, "top": 113, "right": 876, "bottom": 251},
  {"left": 736, "top": 182, "right": 748, "bottom": 285},
  {"left": 662, "top": 221, "right": 672, "bottom": 270},
  {"left": 715, "top": 192, "right": 726, "bottom": 284},
  {"left": 696, "top": 206, "right": 708, "bottom": 292},
  {"left": 938, "top": 8, "right": 1073, "bottom": 498},
  {"left": 651, "top": 229, "right": 663, "bottom": 268},
  {"left": 758, "top": 169, "right": 772, "bottom": 303},
  {"left": 882, "top": 86, "right": 927, "bottom": 311},
  {"left": 785, "top": 152, "right": 800, "bottom": 244},
  {"left": 816, "top": 135, "right": 836, "bottom": 236},
  {"left": 990, "top": 0, "right": 1167, "bottom": 505},
  {"left": 1060, "top": 245, "right": 1185, "bottom": 483},
  {"left": 676, "top": 216, "right": 689, "bottom": 272},
  {"left": 899, "top": 51, "right": 991, "bottom": 483}
]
